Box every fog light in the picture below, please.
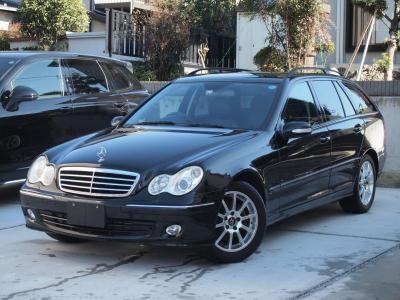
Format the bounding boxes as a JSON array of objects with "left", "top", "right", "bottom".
[
  {"left": 166, "top": 224, "right": 182, "bottom": 237},
  {"left": 27, "top": 209, "right": 36, "bottom": 221}
]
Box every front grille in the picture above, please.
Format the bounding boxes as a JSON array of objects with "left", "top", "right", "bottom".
[
  {"left": 39, "top": 210, "right": 154, "bottom": 237},
  {"left": 58, "top": 167, "right": 140, "bottom": 198}
]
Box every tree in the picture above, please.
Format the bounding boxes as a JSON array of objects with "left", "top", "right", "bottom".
[
  {"left": 135, "top": 0, "right": 191, "bottom": 81},
  {"left": 352, "top": 0, "right": 399, "bottom": 80},
  {"left": 17, "top": 0, "right": 89, "bottom": 50},
  {"left": 239, "top": 0, "right": 332, "bottom": 70}
]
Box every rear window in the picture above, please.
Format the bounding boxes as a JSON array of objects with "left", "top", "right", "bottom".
[
  {"left": 123, "top": 81, "right": 280, "bottom": 130},
  {"left": 341, "top": 82, "right": 375, "bottom": 114},
  {"left": 100, "top": 61, "right": 143, "bottom": 92},
  {"left": 312, "top": 80, "right": 345, "bottom": 121}
]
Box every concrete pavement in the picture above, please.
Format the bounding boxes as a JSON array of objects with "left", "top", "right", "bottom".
[{"left": 0, "top": 187, "right": 399, "bottom": 300}]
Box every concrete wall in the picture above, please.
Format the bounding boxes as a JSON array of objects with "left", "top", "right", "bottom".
[{"left": 371, "top": 97, "right": 400, "bottom": 187}]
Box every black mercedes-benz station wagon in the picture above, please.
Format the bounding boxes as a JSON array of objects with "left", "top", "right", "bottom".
[
  {"left": 0, "top": 52, "right": 149, "bottom": 187},
  {"left": 20, "top": 68, "right": 385, "bottom": 263}
]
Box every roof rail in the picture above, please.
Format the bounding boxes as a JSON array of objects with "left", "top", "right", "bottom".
[
  {"left": 288, "top": 67, "right": 342, "bottom": 77},
  {"left": 187, "top": 68, "right": 251, "bottom": 76}
]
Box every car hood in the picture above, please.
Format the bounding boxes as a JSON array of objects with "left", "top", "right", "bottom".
[{"left": 53, "top": 126, "right": 259, "bottom": 174}]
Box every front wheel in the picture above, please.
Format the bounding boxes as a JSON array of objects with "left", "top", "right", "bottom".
[
  {"left": 206, "top": 181, "right": 266, "bottom": 263},
  {"left": 340, "top": 154, "right": 376, "bottom": 213}
]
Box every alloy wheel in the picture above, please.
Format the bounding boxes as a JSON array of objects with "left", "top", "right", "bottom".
[
  {"left": 358, "top": 160, "right": 375, "bottom": 205},
  {"left": 215, "top": 191, "right": 258, "bottom": 252}
]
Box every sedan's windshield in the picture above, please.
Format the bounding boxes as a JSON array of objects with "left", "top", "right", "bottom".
[{"left": 123, "top": 81, "right": 280, "bottom": 130}]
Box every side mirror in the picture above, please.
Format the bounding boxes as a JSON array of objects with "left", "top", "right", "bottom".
[
  {"left": 283, "top": 121, "right": 312, "bottom": 138},
  {"left": 5, "top": 86, "right": 38, "bottom": 111},
  {"left": 111, "top": 115, "right": 124, "bottom": 127}
]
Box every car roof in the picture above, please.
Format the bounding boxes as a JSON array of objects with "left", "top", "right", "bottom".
[{"left": 0, "top": 51, "right": 127, "bottom": 64}]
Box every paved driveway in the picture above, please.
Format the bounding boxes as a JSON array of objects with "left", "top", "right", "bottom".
[{"left": 0, "top": 188, "right": 399, "bottom": 300}]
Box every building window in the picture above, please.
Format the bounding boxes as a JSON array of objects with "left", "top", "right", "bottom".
[{"left": 346, "top": 2, "right": 389, "bottom": 51}]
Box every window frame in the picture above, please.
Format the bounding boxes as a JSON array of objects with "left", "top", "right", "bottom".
[
  {"left": 62, "top": 58, "right": 110, "bottom": 96},
  {"left": 10, "top": 58, "right": 66, "bottom": 100}
]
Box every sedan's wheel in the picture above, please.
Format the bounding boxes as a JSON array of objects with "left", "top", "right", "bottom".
[
  {"left": 340, "top": 154, "right": 376, "bottom": 213},
  {"left": 207, "top": 181, "right": 266, "bottom": 263}
]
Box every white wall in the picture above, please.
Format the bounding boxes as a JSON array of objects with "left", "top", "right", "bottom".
[
  {"left": 66, "top": 31, "right": 107, "bottom": 56},
  {"left": 0, "top": 10, "right": 15, "bottom": 31},
  {"left": 236, "top": 13, "right": 268, "bottom": 70}
]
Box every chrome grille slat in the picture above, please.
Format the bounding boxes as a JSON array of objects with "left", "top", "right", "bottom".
[{"left": 58, "top": 167, "right": 140, "bottom": 198}]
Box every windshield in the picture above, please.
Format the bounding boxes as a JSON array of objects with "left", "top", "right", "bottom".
[
  {"left": 0, "top": 58, "right": 17, "bottom": 77},
  {"left": 123, "top": 81, "right": 280, "bottom": 130}
]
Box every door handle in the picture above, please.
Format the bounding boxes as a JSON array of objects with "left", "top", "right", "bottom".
[
  {"left": 353, "top": 124, "right": 363, "bottom": 133},
  {"left": 58, "top": 106, "right": 72, "bottom": 113},
  {"left": 320, "top": 135, "right": 331, "bottom": 144}
]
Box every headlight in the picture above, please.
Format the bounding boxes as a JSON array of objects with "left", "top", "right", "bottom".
[
  {"left": 148, "top": 166, "right": 204, "bottom": 196},
  {"left": 27, "top": 156, "right": 55, "bottom": 186}
]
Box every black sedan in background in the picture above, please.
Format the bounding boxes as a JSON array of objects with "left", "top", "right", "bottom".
[
  {"left": 20, "top": 69, "right": 385, "bottom": 263},
  {"left": 0, "top": 52, "right": 149, "bottom": 186}
]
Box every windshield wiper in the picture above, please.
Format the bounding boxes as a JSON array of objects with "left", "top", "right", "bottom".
[
  {"left": 133, "top": 121, "right": 177, "bottom": 126},
  {"left": 184, "top": 123, "right": 228, "bottom": 129}
]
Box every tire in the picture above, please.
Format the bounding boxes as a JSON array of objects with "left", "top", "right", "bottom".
[
  {"left": 340, "top": 154, "right": 376, "bottom": 213},
  {"left": 205, "top": 181, "right": 267, "bottom": 263},
  {"left": 46, "top": 232, "right": 88, "bottom": 243}
]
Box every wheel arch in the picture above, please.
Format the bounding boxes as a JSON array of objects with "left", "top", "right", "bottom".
[
  {"left": 363, "top": 148, "right": 379, "bottom": 175},
  {"left": 232, "top": 169, "right": 266, "bottom": 202}
]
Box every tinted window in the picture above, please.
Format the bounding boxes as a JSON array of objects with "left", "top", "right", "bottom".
[
  {"left": 333, "top": 82, "right": 356, "bottom": 117},
  {"left": 100, "top": 61, "right": 142, "bottom": 91},
  {"left": 123, "top": 82, "right": 280, "bottom": 130},
  {"left": 12, "top": 59, "right": 63, "bottom": 99},
  {"left": 312, "top": 80, "right": 345, "bottom": 121},
  {"left": 65, "top": 59, "right": 108, "bottom": 94},
  {"left": 283, "top": 82, "right": 320, "bottom": 125},
  {"left": 341, "top": 82, "right": 375, "bottom": 114}
]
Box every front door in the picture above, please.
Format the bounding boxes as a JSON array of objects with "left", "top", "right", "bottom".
[
  {"left": 0, "top": 58, "right": 72, "bottom": 180},
  {"left": 276, "top": 81, "right": 332, "bottom": 212}
]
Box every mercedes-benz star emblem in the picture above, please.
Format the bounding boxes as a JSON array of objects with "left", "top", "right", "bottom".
[{"left": 97, "top": 146, "right": 107, "bottom": 163}]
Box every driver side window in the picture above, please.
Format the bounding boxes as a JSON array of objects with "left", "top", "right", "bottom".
[
  {"left": 11, "top": 59, "right": 64, "bottom": 100},
  {"left": 283, "top": 82, "right": 320, "bottom": 126}
]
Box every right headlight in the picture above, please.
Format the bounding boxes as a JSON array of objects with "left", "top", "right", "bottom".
[
  {"left": 148, "top": 166, "right": 204, "bottom": 196},
  {"left": 27, "top": 156, "right": 55, "bottom": 186}
]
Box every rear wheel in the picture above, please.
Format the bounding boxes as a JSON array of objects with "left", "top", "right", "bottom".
[
  {"left": 207, "top": 181, "right": 266, "bottom": 263},
  {"left": 340, "top": 155, "right": 376, "bottom": 213},
  {"left": 46, "top": 232, "right": 88, "bottom": 243}
]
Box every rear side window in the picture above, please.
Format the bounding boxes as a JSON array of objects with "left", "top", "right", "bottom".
[
  {"left": 341, "top": 82, "right": 375, "bottom": 114},
  {"left": 12, "top": 59, "right": 63, "bottom": 99},
  {"left": 100, "top": 61, "right": 142, "bottom": 92},
  {"left": 64, "top": 59, "right": 108, "bottom": 94},
  {"left": 333, "top": 82, "right": 356, "bottom": 117},
  {"left": 283, "top": 82, "right": 320, "bottom": 125},
  {"left": 312, "top": 80, "right": 345, "bottom": 121}
]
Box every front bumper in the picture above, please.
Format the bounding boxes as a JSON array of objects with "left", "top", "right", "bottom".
[{"left": 20, "top": 188, "right": 218, "bottom": 246}]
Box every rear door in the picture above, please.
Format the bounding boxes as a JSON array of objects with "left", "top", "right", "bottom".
[
  {"left": 63, "top": 58, "right": 125, "bottom": 136},
  {"left": 99, "top": 60, "right": 150, "bottom": 114},
  {"left": 311, "top": 80, "right": 364, "bottom": 193},
  {"left": 277, "top": 81, "right": 332, "bottom": 211},
  {"left": 0, "top": 58, "right": 72, "bottom": 178}
]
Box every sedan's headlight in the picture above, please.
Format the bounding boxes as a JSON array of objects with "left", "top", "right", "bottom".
[
  {"left": 148, "top": 166, "right": 204, "bottom": 196},
  {"left": 27, "top": 156, "right": 55, "bottom": 186}
]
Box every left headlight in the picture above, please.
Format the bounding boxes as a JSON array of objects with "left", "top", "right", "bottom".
[
  {"left": 27, "top": 156, "right": 55, "bottom": 186},
  {"left": 148, "top": 166, "right": 204, "bottom": 196}
]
